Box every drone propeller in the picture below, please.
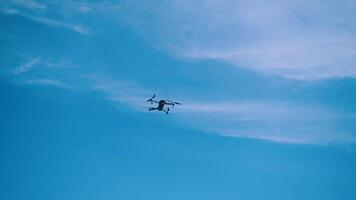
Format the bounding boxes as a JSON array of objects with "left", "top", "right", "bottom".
[
  {"left": 166, "top": 100, "right": 182, "bottom": 107},
  {"left": 166, "top": 100, "right": 181, "bottom": 104},
  {"left": 146, "top": 94, "right": 156, "bottom": 104}
]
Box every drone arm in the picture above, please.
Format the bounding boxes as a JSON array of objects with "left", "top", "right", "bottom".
[
  {"left": 147, "top": 99, "right": 159, "bottom": 104},
  {"left": 166, "top": 100, "right": 182, "bottom": 105},
  {"left": 149, "top": 107, "right": 158, "bottom": 111}
]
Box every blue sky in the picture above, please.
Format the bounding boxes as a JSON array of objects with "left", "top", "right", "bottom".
[{"left": 1, "top": 0, "right": 356, "bottom": 199}]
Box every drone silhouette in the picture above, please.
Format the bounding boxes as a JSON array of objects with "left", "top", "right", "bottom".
[{"left": 146, "top": 94, "right": 181, "bottom": 114}]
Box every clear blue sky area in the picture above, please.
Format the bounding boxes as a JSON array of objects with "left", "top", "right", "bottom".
[{"left": 1, "top": 1, "right": 356, "bottom": 200}]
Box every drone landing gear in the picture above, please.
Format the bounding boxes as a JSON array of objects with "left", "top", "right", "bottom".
[
  {"left": 164, "top": 107, "right": 170, "bottom": 114},
  {"left": 148, "top": 107, "right": 170, "bottom": 114}
]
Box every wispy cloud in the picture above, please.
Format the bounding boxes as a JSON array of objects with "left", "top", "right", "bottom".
[
  {"left": 12, "top": 57, "right": 80, "bottom": 75},
  {"left": 1, "top": 8, "right": 91, "bottom": 35},
  {"left": 1, "top": 0, "right": 121, "bottom": 35},
  {"left": 7, "top": 0, "right": 47, "bottom": 10},
  {"left": 83, "top": 73, "right": 152, "bottom": 109},
  {"left": 85, "top": 78, "right": 356, "bottom": 145},
  {"left": 176, "top": 101, "right": 356, "bottom": 145},
  {"left": 9, "top": 56, "right": 147, "bottom": 105},
  {"left": 1, "top": 0, "right": 91, "bottom": 35},
  {"left": 120, "top": 0, "right": 356, "bottom": 80},
  {"left": 58, "top": 1, "right": 121, "bottom": 15},
  {"left": 220, "top": 130, "right": 356, "bottom": 145},
  {"left": 13, "top": 57, "right": 354, "bottom": 145},
  {"left": 27, "top": 14, "right": 90, "bottom": 35},
  {"left": 9, "top": 56, "right": 356, "bottom": 145},
  {"left": 12, "top": 57, "right": 40, "bottom": 74},
  {"left": 25, "top": 78, "right": 72, "bottom": 89}
]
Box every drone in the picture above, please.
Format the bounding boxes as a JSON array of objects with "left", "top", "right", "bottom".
[{"left": 146, "top": 94, "right": 182, "bottom": 114}]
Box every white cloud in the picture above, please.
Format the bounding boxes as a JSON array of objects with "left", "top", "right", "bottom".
[{"left": 120, "top": 0, "right": 356, "bottom": 80}]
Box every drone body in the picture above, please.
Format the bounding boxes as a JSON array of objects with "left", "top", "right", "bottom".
[{"left": 146, "top": 94, "right": 181, "bottom": 114}]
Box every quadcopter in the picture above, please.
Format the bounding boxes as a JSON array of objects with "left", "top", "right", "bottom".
[{"left": 146, "top": 94, "right": 182, "bottom": 114}]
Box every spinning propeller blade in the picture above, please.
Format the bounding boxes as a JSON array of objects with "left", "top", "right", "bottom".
[
  {"left": 166, "top": 100, "right": 182, "bottom": 105},
  {"left": 146, "top": 94, "right": 156, "bottom": 102},
  {"left": 166, "top": 100, "right": 182, "bottom": 108}
]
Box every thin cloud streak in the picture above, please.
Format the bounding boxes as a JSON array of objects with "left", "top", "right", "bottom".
[
  {"left": 26, "top": 78, "right": 72, "bottom": 89},
  {"left": 12, "top": 57, "right": 40, "bottom": 74},
  {"left": 1, "top": 0, "right": 121, "bottom": 35},
  {"left": 28, "top": 15, "right": 90, "bottom": 35},
  {"left": 12, "top": 57, "right": 80, "bottom": 75},
  {"left": 3, "top": 10, "right": 91, "bottom": 35},
  {"left": 220, "top": 130, "right": 356, "bottom": 145},
  {"left": 84, "top": 73, "right": 152, "bottom": 109},
  {"left": 176, "top": 101, "right": 356, "bottom": 145},
  {"left": 6, "top": 0, "right": 47, "bottom": 10},
  {"left": 1, "top": 1, "right": 90, "bottom": 35},
  {"left": 9, "top": 57, "right": 147, "bottom": 106}
]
